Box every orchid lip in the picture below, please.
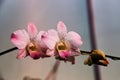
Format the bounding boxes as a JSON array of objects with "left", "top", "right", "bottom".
[
  {"left": 56, "top": 40, "right": 70, "bottom": 51},
  {"left": 27, "top": 42, "right": 38, "bottom": 51},
  {"left": 55, "top": 40, "right": 72, "bottom": 59},
  {"left": 26, "top": 42, "right": 41, "bottom": 57}
]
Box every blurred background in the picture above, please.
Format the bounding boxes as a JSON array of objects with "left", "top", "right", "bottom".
[{"left": 0, "top": 0, "right": 120, "bottom": 80}]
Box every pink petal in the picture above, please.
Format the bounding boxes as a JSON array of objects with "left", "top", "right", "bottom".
[
  {"left": 66, "top": 31, "right": 83, "bottom": 49},
  {"left": 11, "top": 29, "right": 29, "bottom": 49},
  {"left": 29, "top": 51, "right": 42, "bottom": 59},
  {"left": 48, "top": 29, "right": 59, "bottom": 42},
  {"left": 71, "top": 49, "right": 80, "bottom": 56},
  {"left": 59, "top": 50, "right": 71, "bottom": 59},
  {"left": 46, "top": 49, "right": 55, "bottom": 56},
  {"left": 17, "top": 49, "right": 27, "bottom": 59},
  {"left": 28, "top": 23, "right": 38, "bottom": 38},
  {"left": 36, "top": 31, "right": 45, "bottom": 42},
  {"left": 57, "top": 21, "right": 67, "bottom": 38},
  {"left": 36, "top": 31, "right": 50, "bottom": 50},
  {"left": 41, "top": 32, "right": 57, "bottom": 50}
]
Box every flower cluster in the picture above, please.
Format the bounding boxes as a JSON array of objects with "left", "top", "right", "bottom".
[
  {"left": 10, "top": 21, "right": 83, "bottom": 64},
  {"left": 10, "top": 21, "right": 109, "bottom": 66}
]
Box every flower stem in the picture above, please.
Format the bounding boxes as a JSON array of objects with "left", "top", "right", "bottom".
[
  {"left": 0, "top": 47, "right": 120, "bottom": 60},
  {"left": 0, "top": 47, "right": 18, "bottom": 56},
  {"left": 105, "top": 55, "right": 120, "bottom": 60},
  {"left": 80, "top": 50, "right": 91, "bottom": 55},
  {"left": 80, "top": 50, "right": 120, "bottom": 60}
]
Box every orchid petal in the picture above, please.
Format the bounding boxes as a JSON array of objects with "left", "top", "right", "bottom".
[
  {"left": 59, "top": 50, "right": 71, "bottom": 59},
  {"left": 71, "top": 49, "right": 80, "bottom": 56},
  {"left": 46, "top": 49, "right": 55, "bottom": 56},
  {"left": 36, "top": 31, "right": 48, "bottom": 49},
  {"left": 17, "top": 49, "right": 27, "bottom": 59},
  {"left": 29, "top": 51, "right": 42, "bottom": 59},
  {"left": 48, "top": 29, "right": 59, "bottom": 42},
  {"left": 41, "top": 32, "right": 57, "bottom": 50},
  {"left": 57, "top": 21, "right": 67, "bottom": 38},
  {"left": 28, "top": 23, "right": 38, "bottom": 38},
  {"left": 36, "top": 31, "right": 45, "bottom": 42},
  {"left": 11, "top": 29, "right": 29, "bottom": 49},
  {"left": 66, "top": 31, "right": 83, "bottom": 48}
]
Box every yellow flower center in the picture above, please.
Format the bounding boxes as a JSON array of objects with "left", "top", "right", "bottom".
[
  {"left": 55, "top": 40, "right": 70, "bottom": 53},
  {"left": 27, "top": 42, "right": 40, "bottom": 53}
]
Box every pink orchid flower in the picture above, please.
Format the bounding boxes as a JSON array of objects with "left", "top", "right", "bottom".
[
  {"left": 11, "top": 23, "right": 50, "bottom": 59},
  {"left": 42, "top": 21, "right": 83, "bottom": 64}
]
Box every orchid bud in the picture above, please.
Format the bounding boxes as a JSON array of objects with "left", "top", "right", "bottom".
[{"left": 84, "top": 49, "right": 109, "bottom": 66}]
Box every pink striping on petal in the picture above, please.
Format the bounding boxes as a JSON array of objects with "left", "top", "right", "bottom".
[{"left": 28, "top": 23, "right": 38, "bottom": 38}]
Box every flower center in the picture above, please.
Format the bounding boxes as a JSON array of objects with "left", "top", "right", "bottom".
[
  {"left": 27, "top": 42, "right": 39, "bottom": 53},
  {"left": 58, "top": 42, "right": 67, "bottom": 50},
  {"left": 55, "top": 40, "right": 70, "bottom": 52}
]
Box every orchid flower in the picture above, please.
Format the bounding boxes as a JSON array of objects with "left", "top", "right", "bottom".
[
  {"left": 84, "top": 49, "right": 109, "bottom": 66},
  {"left": 42, "top": 21, "right": 83, "bottom": 64},
  {"left": 10, "top": 23, "right": 50, "bottom": 59}
]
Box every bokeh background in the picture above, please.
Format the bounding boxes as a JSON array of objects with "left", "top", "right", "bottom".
[
  {"left": 0, "top": 0, "right": 120, "bottom": 80},
  {"left": 93, "top": 0, "right": 120, "bottom": 80}
]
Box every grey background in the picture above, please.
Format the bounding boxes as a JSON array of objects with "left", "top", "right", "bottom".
[
  {"left": 1, "top": 0, "right": 120, "bottom": 80},
  {"left": 93, "top": 0, "right": 120, "bottom": 80}
]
